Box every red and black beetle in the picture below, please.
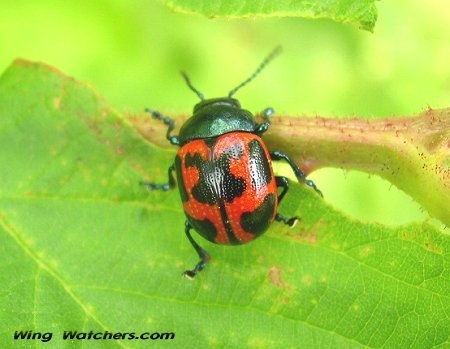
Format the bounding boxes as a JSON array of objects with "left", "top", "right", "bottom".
[{"left": 142, "top": 47, "right": 322, "bottom": 278}]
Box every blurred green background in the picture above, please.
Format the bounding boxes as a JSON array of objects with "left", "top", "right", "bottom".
[{"left": 1, "top": 0, "right": 449, "bottom": 225}]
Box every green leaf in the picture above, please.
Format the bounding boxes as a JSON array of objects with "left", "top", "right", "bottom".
[
  {"left": 165, "top": 0, "right": 378, "bottom": 32},
  {"left": 1, "top": 61, "right": 448, "bottom": 348}
]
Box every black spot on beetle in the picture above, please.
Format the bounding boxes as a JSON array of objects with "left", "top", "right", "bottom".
[
  {"left": 184, "top": 152, "right": 202, "bottom": 168},
  {"left": 240, "top": 193, "right": 276, "bottom": 237},
  {"left": 204, "top": 137, "right": 218, "bottom": 148},
  {"left": 185, "top": 142, "right": 246, "bottom": 205},
  {"left": 248, "top": 139, "right": 272, "bottom": 189},
  {"left": 175, "top": 155, "right": 189, "bottom": 202},
  {"left": 186, "top": 213, "right": 217, "bottom": 243},
  {"left": 217, "top": 198, "right": 240, "bottom": 245}
]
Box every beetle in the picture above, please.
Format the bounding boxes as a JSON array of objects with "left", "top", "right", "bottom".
[{"left": 142, "top": 47, "right": 322, "bottom": 279}]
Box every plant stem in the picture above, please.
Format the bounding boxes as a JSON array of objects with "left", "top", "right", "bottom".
[{"left": 127, "top": 107, "right": 450, "bottom": 226}]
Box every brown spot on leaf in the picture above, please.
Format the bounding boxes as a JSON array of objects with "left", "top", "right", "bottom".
[
  {"left": 115, "top": 146, "right": 124, "bottom": 156},
  {"left": 359, "top": 245, "right": 373, "bottom": 257},
  {"left": 424, "top": 242, "right": 443, "bottom": 254},
  {"left": 303, "top": 231, "right": 317, "bottom": 244},
  {"left": 402, "top": 230, "right": 419, "bottom": 240},
  {"left": 285, "top": 220, "right": 325, "bottom": 244},
  {"left": 268, "top": 266, "right": 284, "bottom": 287},
  {"left": 301, "top": 275, "right": 313, "bottom": 286},
  {"left": 53, "top": 97, "right": 62, "bottom": 110}
]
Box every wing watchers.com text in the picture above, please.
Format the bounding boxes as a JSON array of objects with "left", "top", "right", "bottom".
[{"left": 14, "top": 330, "right": 175, "bottom": 343}]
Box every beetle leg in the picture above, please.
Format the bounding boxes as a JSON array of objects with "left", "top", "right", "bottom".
[
  {"left": 183, "top": 221, "right": 211, "bottom": 279},
  {"left": 255, "top": 107, "right": 274, "bottom": 135},
  {"left": 270, "top": 151, "right": 323, "bottom": 197},
  {"left": 275, "top": 213, "right": 299, "bottom": 228},
  {"left": 275, "top": 176, "right": 300, "bottom": 227},
  {"left": 275, "top": 176, "right": 289, "bottom": 203},
  {"left": 145, "top": 108, "right": 180, "bottom": 146},
  {"left": 140, "top": 164, "right": 176, "bottom": 191},
  {"left": 261, "top": 107, "right": 274, "bottom": 121}
]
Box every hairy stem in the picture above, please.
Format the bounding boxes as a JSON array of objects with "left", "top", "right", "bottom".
[{"left": 127, "top": 107, "right": 450, "bottom": 226}]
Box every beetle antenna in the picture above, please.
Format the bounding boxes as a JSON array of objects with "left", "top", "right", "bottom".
[
  {"left": 181, "top": 71, "right": 205, "bottom": 100},
  {"left": 228, "top": 46, "right": 282, "bottom": 98}
]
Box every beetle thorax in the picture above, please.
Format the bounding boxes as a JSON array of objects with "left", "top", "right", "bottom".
[{"left": 178, "top": 97, "right": 257, "bottom": 145}]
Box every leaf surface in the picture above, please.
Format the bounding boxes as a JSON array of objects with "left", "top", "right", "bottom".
[
  {"left": 0, "top": 61, "right": 448, "bottom": 348},
  {"left": 165, "top": 0, "right": 378, "bottom": 31}
]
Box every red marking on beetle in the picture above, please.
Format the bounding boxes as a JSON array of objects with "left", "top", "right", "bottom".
[{"left": 178, "top": 132, "right": 277, "bottom": 245}]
